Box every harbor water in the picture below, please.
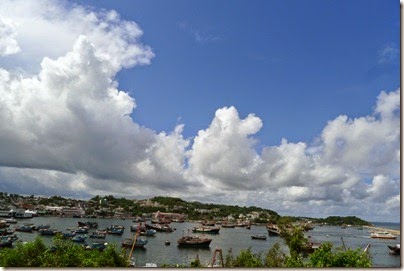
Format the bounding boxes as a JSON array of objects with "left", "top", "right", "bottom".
[{"left": 9, "top": 217, "right": 401, "bottom": 267}]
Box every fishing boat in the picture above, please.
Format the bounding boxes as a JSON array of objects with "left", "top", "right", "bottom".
[
  {"left": 33, "top": 224, "right": 51, "bottom": 231},
  {"left": 388, "top": 244, "right": 400, "bottom": 255},
  {"left": 121, "top": 237, "right": 148, "bottom": 248},
  {"left": 78, "top": 221, "right": 98, "bottom": 228},
  {"left": 145, "top": 223, "right": 173, "bottom": 232},
  {"left": 251, "top": 234, "right": 267, "bottom": 240},
  {"left": 221, "top": 222, "right": 236, "bottom": 228},
  {"left": 61, "top": 231, "right": 76, "bottom": 239},
  {"left": 0, "top": 234, "right": 18, "bottom": 248},
  {"left": 267, "top": 224, "right": 281, "bottom": 236},
  {"left": 89, "top": 230, "right": 107, "bottom": 239},
  {"left": 177, "top": 235, "right": 212, "bottom": 248},
  {"left": 74, "top": 227, "right": 89, "bottom": 234},
  {"left": 0, "top": 228, "right": 14, "bottom": 235},
  {"left": 4, "top": 218, "right": 17, "bottom": 224},
  {"left": 370, "top": 231, "right": 397, "bottom": 239},
  {"left": 192, "top": 226, "right": 220, "bottom": 234},
  {"left": 165, "top": 240, "right": 171, "bottom": 245},
  {"left": 72, "top": 235, "right": 87, "bottom": 243},
  {"left": 15, "top": 224, "right": 34, "bottom": 233},
  {"left": 139, "top": 229, "right": 157, "bottom": 236},
  {"left": 107, "top": 225, "right": 125, "bottom": 235},
  {"left": 130, "top": 223, "right": 148, "bottom": 232}
]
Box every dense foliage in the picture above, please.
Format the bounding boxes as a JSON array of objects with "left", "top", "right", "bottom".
[
  {"left": 308, "top": 242, "right": 372, "bottom": 267},
  {"left": 221, "top": 223, "right": 371, "bottom": 268},
  {"left": 0, "top": 236, "right": 128, "bottom": 267}
]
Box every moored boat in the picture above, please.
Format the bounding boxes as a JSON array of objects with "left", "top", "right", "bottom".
[
  {"left": 78, "top": 221, "right": 98, "bottom": 228},
  {"left": 4, "top": 218, "right": 17, "bottom": 224},
  {"left": 145, "top": 223, "right": 173, "bottom": 232},
  {"left": 15, "top": 224, "right": 34, "bottom": 233},
  {"left": 221, "top": 222, "right": 236, "bottom": 228},
  {"left": 121, "top": 237, "right": 148, "bottom": 248},
  {"left": 72, "top": 235, "right": 87, "bottom": 243},
  {"left": 107, "top": 225, "right": 125, "bottom": 235},
  {"left": 0, "top": 227, "right": 15, "bottom": 235},
  {"left": 192, "top": 226, "right": 220, "bottom": 234},
  {"left": 89, "top": 230, "right": 107, "bottom": 239},
  {"left": 177, "top": 235, "right": 212, "bottom": 248},
  {"left": 75, "top": 227, "right": 89, "bottom": 234},
  {"left": 251, "top": 234, "right": 267, "bottom": 240},
  {"left": 61, "top": 231, "right": 76, "bottom": 238},
  {"left": 267, "top": 224, "right": 281, "bottom": 236},
  {"left": 139, "top": 229, "right": 157, "bottom": 236},
  {"left": 0, "top": 234, "right": 18, "bottom": 248}
]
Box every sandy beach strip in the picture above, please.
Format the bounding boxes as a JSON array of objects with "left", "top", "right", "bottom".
[{"left": 363, "top": 226, "right": 400, "bottom": 236}]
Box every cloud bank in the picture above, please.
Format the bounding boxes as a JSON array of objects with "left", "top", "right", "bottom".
[{"left": 0, "top": 0, "right": 399, "bottom": 222}]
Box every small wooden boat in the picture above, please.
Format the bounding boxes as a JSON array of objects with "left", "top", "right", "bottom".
[
  {"left": 165, "top": 240, "right": 171, "bottom": 245},
  {"left": 251, "top": 234, "right": 267, "bottom": 240}
]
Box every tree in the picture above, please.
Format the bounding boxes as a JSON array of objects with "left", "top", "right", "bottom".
[
  {"left": 279, "top": 224, "right": 307, "bottom": 258},
  {"left": 308, "top": 242, "right": 371, "bottom": 268},
  {"left": 264, "top": 242, "right": 286, "bottom": 267}
]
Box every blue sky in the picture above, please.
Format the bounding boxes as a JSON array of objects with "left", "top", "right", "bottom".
[
  {"left": 79, "top": 0, "right": 399, "bottom": 146},
  {"left": 0, "top": 0, "right": 400, "bottom": 222}
]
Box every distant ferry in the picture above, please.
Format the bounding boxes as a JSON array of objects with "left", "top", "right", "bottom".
[{"left": 370, "top": 231, "right": 396, "bottom": 239}]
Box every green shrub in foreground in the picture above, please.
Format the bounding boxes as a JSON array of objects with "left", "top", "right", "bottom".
[{"left": 0, "top": 236, "right": 129, "bottom": 267}]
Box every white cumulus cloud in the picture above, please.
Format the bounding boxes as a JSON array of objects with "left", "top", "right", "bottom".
[{"left": 0, "top": 0, "right": 399, "bottom": 222}]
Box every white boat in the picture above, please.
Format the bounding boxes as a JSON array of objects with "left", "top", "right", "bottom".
[
  {"left": 5, "top": 218, "right": 17, "bottom": 224},
  {"left": 370, "top": 231, "right": 396, "bottom": 239}
]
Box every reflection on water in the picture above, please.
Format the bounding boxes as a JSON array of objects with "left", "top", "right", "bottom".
[{"left": 10, "top": 217, "right": 400, "bottom": 267}]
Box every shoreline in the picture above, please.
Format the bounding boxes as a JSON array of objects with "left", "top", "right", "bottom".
[{"left": 363, "top": 225, "right": 400, "bottom": 236}]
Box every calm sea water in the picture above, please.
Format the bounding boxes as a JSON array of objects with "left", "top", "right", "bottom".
[{"left": 9, "top": 217, "right": 401, "bottom": 267}]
